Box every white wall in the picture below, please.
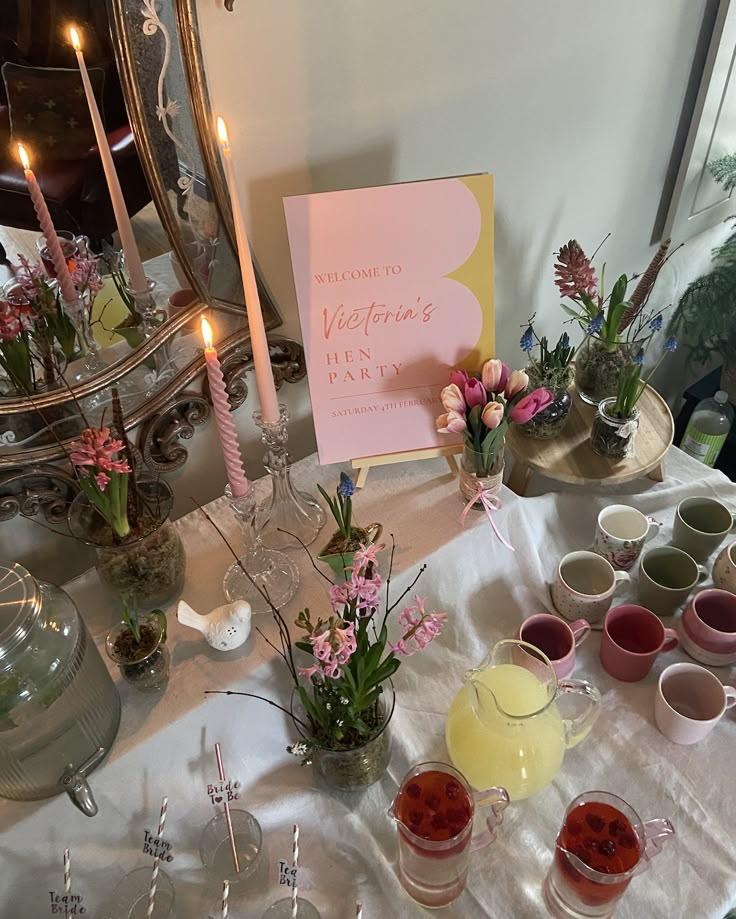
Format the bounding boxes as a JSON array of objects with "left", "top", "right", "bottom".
[{"left": 196, "top": 0, "right": 721, "bottom": 387}]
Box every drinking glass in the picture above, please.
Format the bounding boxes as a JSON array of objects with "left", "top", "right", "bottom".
[
  {"left": 106, "top": 867, "right": 175, "bottom": 918},
  {"left": 36, "top": 231, "right": 77, "bottom": 277},
  {"left": 389, "top": 761, "right": 508, "bottom": 908},
  {"left": 261, "top": 898, "right": 322, "bottom": 918},
  {"left": 200, "top": 809, "right": 264, "bottom": 886},
  {"left": 542, "top": 791, "right": 674, "bottom": 918}
]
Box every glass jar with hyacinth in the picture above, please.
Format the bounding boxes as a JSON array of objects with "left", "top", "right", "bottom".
[
  {"left": 316, "top": 472, "right": 382, "bottom": 580},
  {"left": 591, "top": 319, "right": 678, "bottom": 460},
  {"left": 518, "top": 317, "right": 576, "bottom": 439},
  {"left": 67, "top": 404, "right": 186, "bottom": 609},
  {"left": 205, "top": 535, "right": 446, "bottom": 792},
  {"left": 554, "top": 237, "right": 673, "bottom": 406},
  {"left": 435, "top": 360, "right": 553, "bottom": 502}
]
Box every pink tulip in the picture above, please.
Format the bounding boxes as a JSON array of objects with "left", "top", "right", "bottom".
[
  {"left": 464, "top": 377, "right": 487, "bottom": 409},
  {"left": 436, "top": 410, "right": 467, "bottom": 434},
  {"left": 509, "top": 388, "right": 554, "bottom": 424},
  {"left": 505, "top": 369, "right": 530, "bottom": 399},
  {"left": 449, "top": 369, "right": 470, "bottom": 389},
  {"left": 481, "top": 359, "right": 510, "bottom": 394},
  {"left": 481, "top": 400, "right": 504, "bottom": 429},
  {"left": 440, "top": 383, "right": 465, "bottom": 413}
]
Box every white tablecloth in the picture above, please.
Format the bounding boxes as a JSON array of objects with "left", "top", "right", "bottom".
[{"left": 1, "top": 448, "right": 735, "bottom": 919}]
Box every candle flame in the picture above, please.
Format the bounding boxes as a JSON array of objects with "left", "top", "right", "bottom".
[
  {"left": 69, "top": 27, "right": 82, "bottom": 52},
  {"left": 201, "top": 317, "right": 214, "bottom": 349},
  {"left": 216, "top": 116, "right": 230, "bottom": 149},
  {"left": 17, "top": 144, "right": 30, "bottom": 171}
]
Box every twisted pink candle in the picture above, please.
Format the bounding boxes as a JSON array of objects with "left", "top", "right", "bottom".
[
  {"left": 19, "top": 148, "right": 77, "bottom": 303},
  {"left": 202, "top": 320, "right": 249, "bottom": 498}
]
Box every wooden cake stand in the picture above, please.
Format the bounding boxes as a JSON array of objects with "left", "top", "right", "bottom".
[{"left": 505, "top": 385, "right": 675, "bottom": 496}]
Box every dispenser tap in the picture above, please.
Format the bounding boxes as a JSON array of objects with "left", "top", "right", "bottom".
[{"left": 60, "top": 747, "right": 105, "bottom": 817}]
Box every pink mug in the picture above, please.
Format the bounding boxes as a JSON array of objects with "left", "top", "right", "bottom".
[
  {"left": 516, "top": 613, "right": 591, "bottom": 679},
  {"left": 600, "top": 605, "right": 679, "bottom": 682},
  {"left": 655, "top": 662, "right": 736, "bottom": 745},
  {"left": 679, "top": 589, "right": 736, "bottom": 666}
]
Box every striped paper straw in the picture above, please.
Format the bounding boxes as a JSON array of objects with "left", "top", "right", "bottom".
[
  {"left": 356, "top": 903, "right": 363, "bottom": 919},
  {"left": 63, "top": 848, "right": 71, "bottom": 895},
  {"left": 291, "top": 823, "right": 299, "bottom": 919},
  {"left": 146, "top": 796, "right": 168, "bottom": 918},
  {"left": 221, "top": 879, "right": 229, "bottom": 919}
]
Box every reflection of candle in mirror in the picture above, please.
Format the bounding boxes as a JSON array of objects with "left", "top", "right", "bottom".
[
  {"left": 69, "top": 25, "right": 148, "bottom": 295},
  {"left": 216, "top": 116, "right": 280, "bottom": 424},
  {"left": 18, "top": 144, "right": 77, "bottom": 303},
  {"left": 201, "top": 317, "right": 250, "bottom": 498}
]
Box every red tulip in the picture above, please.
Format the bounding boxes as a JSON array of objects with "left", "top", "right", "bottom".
[
  {"left": 505, "top": 369, "right": 530, "bottom": 399},
  {"left": 481, "top": 401, "right": 504, "bottom": 429},
  {"left": 509, "top": 388, "right": 554, "bottom": 424},
  {"left": 449, "top": 369, "right": 470, "bottom": 389},
  {"left": 436, "top": 410, "right": 467, "bottom": 434},
  {"left": 440, "top": 383, "right": 465, "bottom": 413},
  {"left": 481, "top": 359, "right": 510, "bottom": 394}
]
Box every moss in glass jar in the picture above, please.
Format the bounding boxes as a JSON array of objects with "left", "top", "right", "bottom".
[{"left": 590, "top": 398, "right": 640, "bottom": 459}]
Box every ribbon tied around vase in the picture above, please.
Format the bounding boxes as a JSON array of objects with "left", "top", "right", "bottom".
[{"left": 460, "top": 480, "right": 514, "bottom": 551}]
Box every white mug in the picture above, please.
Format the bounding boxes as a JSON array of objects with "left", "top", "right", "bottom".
[
  {"left": 593, "top": 504, "right": 660, "bottom": 570},
  {"left": 551, "top": 550, "right": 631, "bottom": 624},
  {"left": 655, "top": 662, "right": 736, "bottom": 745}
]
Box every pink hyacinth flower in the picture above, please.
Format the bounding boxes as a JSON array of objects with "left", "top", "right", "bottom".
[{"left": 509, "top": 388, "right": 554, "bottom": 424}]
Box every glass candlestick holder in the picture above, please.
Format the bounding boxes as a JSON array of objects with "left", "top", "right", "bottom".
[
  {"left": 255, "top": 405, "right": 326, "bottom": 550},
  {"left": 261, "top": 897, "right": 322, "bottom": 919},
  {"left": 222, "top": 486, "right": 299, "bottom": 614}
]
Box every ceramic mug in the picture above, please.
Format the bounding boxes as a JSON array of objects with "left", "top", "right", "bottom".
[
  {"left": 638, "top": 546, "right": 707, "bottom": 617},
  {"left": 713, "top": 541, "right": 736, "bottom": 595},
  {"left": 551, "top": 551, "right": 630, "bottom": 624},
  {"left": 600, "top": 605, "right": 679, "bottom": 682},
  {"left": 655, "top": 662, "right": 736, "bottom": 745},
  {"left": 516, "top": 613, "right": 591, "bottom": 679},
  {"left": 593, "top": 504, "right": 660, "bottom": 570},
  {"left": 672, "top": 496, "right": 736, "bottom": 563},
  {"left": 679, "top": 589, "right": 736, "bottom": 666}
]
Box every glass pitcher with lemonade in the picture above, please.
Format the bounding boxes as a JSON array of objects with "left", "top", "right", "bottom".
[{"left": 446, "top": 639, "right": 601, "bottom": 800}]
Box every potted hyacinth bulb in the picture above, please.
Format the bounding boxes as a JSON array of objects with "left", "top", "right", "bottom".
[
  {"left": 316, "top": 473, "right": 382, "bottom": 580},
  {"left": 67, "top": 417, "right": 186, "bottom": 609},
  {"left": 519, "top": 319, "right": 576, "bottom": 439},
  {"left": 105, "top": 600, "right": 170, "bottom": 692}
]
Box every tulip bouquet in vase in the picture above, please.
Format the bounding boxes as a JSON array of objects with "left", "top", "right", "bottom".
[{"left": 436, "top": 360, "right": 553, "bottom": 505}]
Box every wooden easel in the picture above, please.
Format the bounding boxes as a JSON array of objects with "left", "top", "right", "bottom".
[{"left": 351, "top": 444, "right": 464, "bottom": 488}]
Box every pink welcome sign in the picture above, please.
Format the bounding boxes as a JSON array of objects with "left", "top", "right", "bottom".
[{"left": 284, "top": 175, "right": 495, "bottom": 465}]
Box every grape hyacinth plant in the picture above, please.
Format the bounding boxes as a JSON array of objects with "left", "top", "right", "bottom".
[{"left": 435, "top": 360, "right": 553, "bottom": 475}]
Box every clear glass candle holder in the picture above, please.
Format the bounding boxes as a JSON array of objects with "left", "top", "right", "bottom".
[
  {"left": 261, "top": 897, "right": 322, "bottom": 919},
  {"left": 106, "top": 866, "right": 175, "bottom": 918},
  {"left": 200, "top": 809, "right": 264, "bottom": 886}
]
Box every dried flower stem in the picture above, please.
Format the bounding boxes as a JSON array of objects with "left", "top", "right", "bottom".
[
  {"left": 619, "top": 238, "right": 671, "bottom": 332},
  {"left": 204, "top": 690, "right": 310, "bottom": 730}
]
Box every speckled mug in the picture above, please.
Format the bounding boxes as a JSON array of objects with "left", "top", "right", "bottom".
[
  {"left": 551, "top": 551, "right": 631, "bottom": 624},
  {"left": 713, "top": 541, "right": 736, "bottom": 595}
]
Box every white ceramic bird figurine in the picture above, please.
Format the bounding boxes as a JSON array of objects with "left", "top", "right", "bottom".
[{"left": 176, "top": 599, "right": 252, "bottom": 651}]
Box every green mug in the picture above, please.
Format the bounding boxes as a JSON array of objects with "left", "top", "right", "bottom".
[
  {"left": 672, "top": 497, "right": 736, "bottom": 564},
  {"left": 638, "top": 546, "right": 707, "bottom": 617}
]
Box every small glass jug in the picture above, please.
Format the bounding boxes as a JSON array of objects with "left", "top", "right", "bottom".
[
  {"left": 543, "top": 790, "right": 675, "bottom": 918},
  {"left": 0, "top": 563, "right": 121, "bottom": 815},
  {"left": 388, "top": 761, "right": 509, "bottom": 908},
  {"left": 445, "top": 639, "right": 601, "bottom": 799}
]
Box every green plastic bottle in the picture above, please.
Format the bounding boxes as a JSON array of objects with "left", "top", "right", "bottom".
[{"left": 680, "top": 390, "right": 733, "bottom": 467}]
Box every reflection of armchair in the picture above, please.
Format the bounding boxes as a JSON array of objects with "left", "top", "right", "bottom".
[{"left": 0, "top": 1, "right": 151, "bottom": 251}]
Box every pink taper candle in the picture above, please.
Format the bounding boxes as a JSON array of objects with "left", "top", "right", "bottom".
[
  {"left": 17, "top": 145, "right": 77, "bottom": 303},
  {"left": 69, "top": 27, "right": 148, "bottom": 295},
  {"left": 201, "top": 317, "right": 250, "bottom": 498},
  {"left": 216, "top": 116, "right": 280, "bottom": 424}
]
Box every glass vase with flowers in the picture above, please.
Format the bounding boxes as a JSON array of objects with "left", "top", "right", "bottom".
[
  {"left": 203, "top": 511, "right": 446, "bottom": 792},
  {"left": 67, "top": 392, "right": 186, "bottom": 608},
  {"left": 105, "top": 599, "right": 169, "bottom": 692},
  {"left": 519, "top": 317, "right": 576, "bottom": 439},
  {"left": 435, "top": 359, "right": 553, "bottom": 502},
  {"left": 316, "top": 473, "right": 382, "bottom": 580},
  {"left": 554, "top": 237, "right": 674, "bottom": 405},
  {"left": 591, "top": 316, "right": 678, "bottom": 460}
]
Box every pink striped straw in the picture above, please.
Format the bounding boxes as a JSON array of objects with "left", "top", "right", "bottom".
[
  {"left": 291, "top": 823, "right": 299, "bottom": 919},
  {"left": 221, "top": 879, "right": 229, "bottom": 919},
  {"left": 146, "top": 796, "right": 168, "bottom": 918},
  {"left": 356, "top": 903, "right": 363, "bottom": 919},
  {"left": 63, "top": 848, "right": 71, "bottom": 895}
]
